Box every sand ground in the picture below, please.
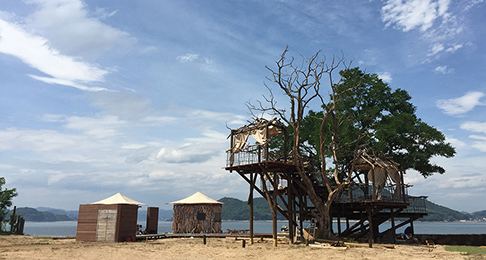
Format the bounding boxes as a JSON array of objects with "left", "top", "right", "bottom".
[{"left": 0, "top": 235, "right": 479, "bottom": 260}]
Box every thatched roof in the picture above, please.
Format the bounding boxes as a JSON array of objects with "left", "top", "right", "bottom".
[
  {"left": 169, "top": 192, "right": 223, "bottom": 205},
  {"left": 91, "top": 192, "right": 146, "bottom": 205}
]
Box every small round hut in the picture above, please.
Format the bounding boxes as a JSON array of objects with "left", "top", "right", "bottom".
[{"left": 169, "top": 192, "right": 223, "bottom": 234}]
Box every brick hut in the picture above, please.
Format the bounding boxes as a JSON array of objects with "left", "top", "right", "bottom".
[
  {"left": 169, "top": 192, "right": 223, "bottom": 234},
  {"left": 76, "top": 193, "right": 145, "bottom": 242}
]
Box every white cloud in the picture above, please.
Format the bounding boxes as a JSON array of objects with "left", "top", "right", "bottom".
[
  {"left": 434, "top": 65, "right": 453, "bottom": 74},
  {"left": 461, "top": 121, "right": 486, "bottom": 134},
  {"left": 381, "top": 0, "right": 451, "bottom": 32},
  {"left": 446, "top": 43, "right": 463, "bottom": 53},
  {"left": 438, "top": 175, "right": 486, "bottom": 189},
  {"left": 0, "top": 128, "right": 94, "bottom": 153},
  {"left": 29, "top": 75, "right": 108, "bottom": 91},
  {"left": 445, "top": 136, "right": 466, "bottom": 148},
  {"left": 177, "top": 54, "right": 200, "bottom": 63},
  {"left": 428, "top": 43, "right": 444, "bottom": 56},
  {"left": 436, "top": 91, "right": 485, "bottom": 115},
  {"left": 0, "top": 18, "right": 108, "bottom": 91},
  {"left": 64, "top": 115, "right": 127, "bottom": 138},
  {"left": 377, "top": 71, "right": 392, "bottom": 82},
  {"left": 177, "top": 53, "right": 220, "bottom": 73},
  {"left": 25, "top": 0, "right": 136, "bottom": 58},
  {"left": 460, "top": 122, "right": 486, "bottom": 152}
]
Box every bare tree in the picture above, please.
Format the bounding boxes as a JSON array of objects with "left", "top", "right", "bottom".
[{"left": 248, "top": 47, "right": 361, "bottom": 239}]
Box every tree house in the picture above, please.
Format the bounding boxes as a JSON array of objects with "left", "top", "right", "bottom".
[{"left": 225, "top": 119, "right": 427, "bottom": 247}]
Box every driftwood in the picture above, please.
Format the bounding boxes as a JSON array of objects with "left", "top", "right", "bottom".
[{"left": 172, "top": 204, "right": 222, "bottom": 234}]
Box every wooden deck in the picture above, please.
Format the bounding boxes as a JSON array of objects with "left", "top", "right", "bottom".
[{"left": 135, "top": 232, "right": 281, "bottom": 241}]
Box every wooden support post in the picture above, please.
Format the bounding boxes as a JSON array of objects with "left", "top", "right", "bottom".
[
  {"left": 203, "top": 235, "right": 206, "bottom": 245},
  {"left": 391, "top": 211, "right": 396, "bottom": 242},
  {"left": 401, "top": 170, "right": 406, "bottom": 202},
  {"left": 273, "top": 172, "right": 278, "bottom": 247},
  {"left": 410, "top": 218, "right": 414, "bottom": 237},
  {"left": 242, "top": 239, "right": 246, "bottom": 248},
  {"left": 364, "top": 172, "right": 369, "bottom": 199},
  {"left": 346, "top": 216, "right": 350, "bottom": 230},
  {"left": 367, "top": 207, "right": 373, "bottom": 248},
  {"left": 360, "top": 211, "right": 365, "bottom": 233},
  {"left": 10, "top": 206, "right": 16, "bottom": 233},
  {"left": 299, "top": 193, "right": 304, "bottom": 240},
  {"left": 371, "top": 169, "right": 376, "bottom": 201},
  {"left": 288, "top": 172, "right": 294, "bottom": 244},
  {"left": 249, "top": 173, "right": 254, "bottom": 245},
  {"left": 265, "top": 125, "right": 269, "bottom": 161},
  {"left": 329, "top": 211, "right": 333, "bottom": 235},
  {"left": 337, "top": 213, "right": 341, "bottom": 237}
]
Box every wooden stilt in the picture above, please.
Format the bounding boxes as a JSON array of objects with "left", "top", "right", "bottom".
[
  {"left": 410, "top": 218, "right": 414, "bottom": 237},
  {"left": 367, "top": 207, "right": 373, "bottom": 248},
  {"left": 391, "top": 210, "right": 396, "bottom": 242},
  {"left": 273, "top": 172, "right": 278, "bottom": 247},
  {"left": 337, "top": 213, "right": 341, "bottom": 237},
  {"left": 288, "top": 172, "right": 294, "bottom": 244},
  {"left": 249, "top": 173, "right": 254, "bottom": 245}
]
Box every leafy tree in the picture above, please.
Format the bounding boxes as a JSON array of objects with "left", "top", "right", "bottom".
[
  {"left": 0, "top": 177, "right": 18, "bottom": 228},
  {"left": 303, "top": 68, "right": 456, "bottom": 177},
  {"left": 252, "top": 48, "right": 455, "bottom": 239}
]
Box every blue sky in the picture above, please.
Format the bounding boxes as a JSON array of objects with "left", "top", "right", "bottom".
[{"left": 0, "top": 0, "right": 485, "bottom": 213}]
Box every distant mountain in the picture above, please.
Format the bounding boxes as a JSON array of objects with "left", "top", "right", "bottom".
[
  {"left": 420, "top": 200, "right": 472, "bottom": 222},
  {"left": 471, "top": 210, "right": 486, "bottom": 221},
  {"left": 7, "top": 207, "right": 74, "bottom": 222},
  {"left": 219, "top": 197, "right": 285, "bottom": 221},
  {"left": 36, "top": 207, "right": 79, "bottom": 220},
  {"left": 9, "top": 197, "right": 484, "bottom": 222}
]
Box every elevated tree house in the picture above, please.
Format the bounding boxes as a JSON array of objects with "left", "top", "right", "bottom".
[{"left": 225, "top": 119, "right": 427, "bottom": 247}]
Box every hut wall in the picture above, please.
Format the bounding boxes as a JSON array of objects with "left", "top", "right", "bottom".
[
  {"left": 116, "top": 204, "right": 138, "bottom": 242},
  {"left": 172, "top": 204, "right": 222, "bottom": 234},
  {"left": 76, "top": 204, "right": 138, "bottom": 242},
  {"left": 146, "top": 207, "right": 159, "bottom": 234}
]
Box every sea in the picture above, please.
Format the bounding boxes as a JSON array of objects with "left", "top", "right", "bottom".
[{"left": 21, "top": 220, "right": 486, "bottom": 237}]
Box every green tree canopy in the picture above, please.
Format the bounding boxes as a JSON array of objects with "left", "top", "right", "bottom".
[
  {"left": 0, "top": 177, "right": 18, "bottom": 223},
  {"left": 302, "top": 67, "right": 455, "bottom": 177}
]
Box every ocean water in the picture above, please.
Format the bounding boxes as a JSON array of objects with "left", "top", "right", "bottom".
[{"left": 22, "top": 220, "right": 486, "bottom": 237}]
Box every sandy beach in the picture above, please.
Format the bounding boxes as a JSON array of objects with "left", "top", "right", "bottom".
[{"left": 0, "top": 235, "right": 474, "bottom": 260}]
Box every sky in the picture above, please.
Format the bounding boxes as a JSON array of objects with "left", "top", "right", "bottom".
[{"left": 0, "top": 0, "right": 485, "bottom": 213}]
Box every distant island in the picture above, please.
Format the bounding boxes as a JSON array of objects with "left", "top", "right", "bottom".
[{"left": 7, "top": 197, "right": 486, "bottom": 222}]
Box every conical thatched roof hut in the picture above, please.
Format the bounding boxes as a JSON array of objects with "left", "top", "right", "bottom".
[{"left": 169, "top": 192, "right": 223, "bottom": 234}]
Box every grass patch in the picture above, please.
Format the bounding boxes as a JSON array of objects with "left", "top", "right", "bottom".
[{"left": 445, "top": 246, "right": 486, "bottom": 255}]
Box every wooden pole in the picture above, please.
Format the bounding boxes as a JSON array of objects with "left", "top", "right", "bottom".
[
  {"left": 288, "top": 172, "right": 294, "bottom": 244},
  {"left": 401, "top": 170, "right": 406, "bottom": 202},
  {"left": 410, "top": 218, "right": 414, "bottom": 237},
  {"left": 10, "top": 206, "right": 16, "bottom": 233},
  {"left": 299, "top": 193, "right": 304, "bottom": 240},
  {"left": 367, "top": 207, "right": 373, "bottom": 248},
  {"left": 249, "top": 173, "right": 254, "bottom": 245},
  {"left": 273, "top": 172, "right": 278, "bottom": 247},
  {"left": 371, "top": 169, "right": 376, "bottom": 201},
  {"left": 337, "top": 213, "right": 341, "bottom": 237},
  {"left": 391, "top": 210, "right": 396, "bottom": 242}
]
